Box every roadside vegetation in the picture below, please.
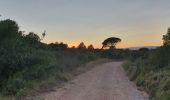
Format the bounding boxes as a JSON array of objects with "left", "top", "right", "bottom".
[
  {"left": 124, "top": 28, "right": 170, "bottom": 100},
  {"left": 0, "top": 18, "right": 127, "bottom": 99},
  {"left": 4, "top": 17, "right": 170, "bottom": 100},
  {"left": 0, "top": 19, "right": 101, "bottom": 98}
]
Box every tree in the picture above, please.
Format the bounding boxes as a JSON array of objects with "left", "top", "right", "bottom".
[
  {"left": 88, "top": 44, "right": 94, "bottom": 49},
  {"left": 24, "top": 32, "right": 40, "bottom": 44},
  {"left": 0, "top": 19, "right": 20, "bottom": 40},
  {"left": 77, "top": 42, "right": 86, "bottom": 49},
  {"left": 163, "top": 28, "right": 170, "bottom": 46},
  {"left": 102, "top": 37, "right": 121, "bottom": 49}
]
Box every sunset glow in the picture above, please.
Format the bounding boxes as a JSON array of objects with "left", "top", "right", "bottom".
[{"left": 0, "top": 0, "right": 169, "bottom": 48}]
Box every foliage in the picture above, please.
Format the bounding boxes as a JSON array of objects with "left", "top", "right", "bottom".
[
  {"left": 124, "top": 45, "right": 170, "bottom": 99},
  {"left": 77, "top": 42, "right": 86, "bottom": 49},
  {"left": 0, "top": 19, "right": 20, "bottom": 40},
  {"left": 101, "top": 49, "right": 130, "bottom": 59},
  {"left": 87, "top": 44, "right": 94, "bottom": 49},
  {"left": 0, "top": 18, "right": 103, "bottom": 98},
  {"left": 102, "top": 37, "right": 121, "bottom": 49},
  {"left": 163, "top": 28, "right": 170, "bottom": 46},
  {"left": 48, "top": 42, "right": 68, "bottom": 50},
  {"left": 139, "top": 48, "right": 149, "bottom": 51},
  {"left": 0, "top": 18, "right": 129, "bottom": 99},
  {"left": 24, "top": 32, "right": 40, "bottom": 44},
  {"left": 149, "top": 46, "right": 170, "bottom": 69},
  {"left": 124, "top": 28, "right": 170, "bottom": 99}
]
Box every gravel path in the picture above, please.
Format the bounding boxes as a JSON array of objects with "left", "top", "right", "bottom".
[{"left": 42, "top": 61, "right": 148, "bottom": 100}]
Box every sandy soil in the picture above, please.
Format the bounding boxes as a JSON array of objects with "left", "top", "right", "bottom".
[{"left": 42, "top": 61, "right": 149, "bottom": 100}]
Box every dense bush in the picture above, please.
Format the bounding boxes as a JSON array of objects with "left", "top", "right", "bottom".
[
  {"left": 124, "top": 46, "right": 170, "bottom": 100},
  {"left": 0, "top": 18, "right": 129, "bottom": 99},
  {"left": 0, "top": 19, "right": 102, "bottom": 97},
  {"left": 149, "top": 46, "right": 170, "bottom": 69},
  {"left": 101, "top": 49, "right": 130, "bottom": 59}
]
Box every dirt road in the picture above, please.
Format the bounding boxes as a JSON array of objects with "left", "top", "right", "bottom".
[{"left": 43, "top": 61, "right": 148, "bottom": 100}]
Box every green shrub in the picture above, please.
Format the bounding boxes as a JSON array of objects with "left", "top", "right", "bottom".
[
  {"left": 124, "top": 46, "right": 170, "bottom": 100},
  {"left": 0, "top": 18, "right": 126, "bottom": 98},
  {"left": 149, "top": 46, "right": 170, "bottom": 69}
]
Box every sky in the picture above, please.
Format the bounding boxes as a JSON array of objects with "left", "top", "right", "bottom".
[{"left": 0, "top": 0, "right": 170, "bottom": 48}]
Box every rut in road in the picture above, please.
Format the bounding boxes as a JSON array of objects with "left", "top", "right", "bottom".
[{"left": 42, "top": 61, "right": 148, "bottom": 100}]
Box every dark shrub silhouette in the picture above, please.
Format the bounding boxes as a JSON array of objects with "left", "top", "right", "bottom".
[
  {"left": 24, "top": 32, "right": 40, "bottom": 44},
  {"left": 139, "top": 48, "right": 149, "bottom": 51},
  {"left": 88, "top": 44, "right": 94, "bottom": 49},
  {"left": 102, "top": 37, "right": 121, "bottom": 49},
  {"left": 77, "top": 42, "right": 86, "bottom": 49},
  {"left": 163, "top": 28, "right": 170, "bottom": 46},
  {"left": 0, "top": 19, "right": 21, "bottom": 41},
  {"left": 71, "top": 46, "right": 76, "bottom": 49},
  {"left": 0, "top": 18, "right": 102, "bottom": 97},
  {"left": 49, "top": 42, "right": 68, "bottom": 50},
  {"left": 58, "top": 42, "right": 68, "bottom": 49}
]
